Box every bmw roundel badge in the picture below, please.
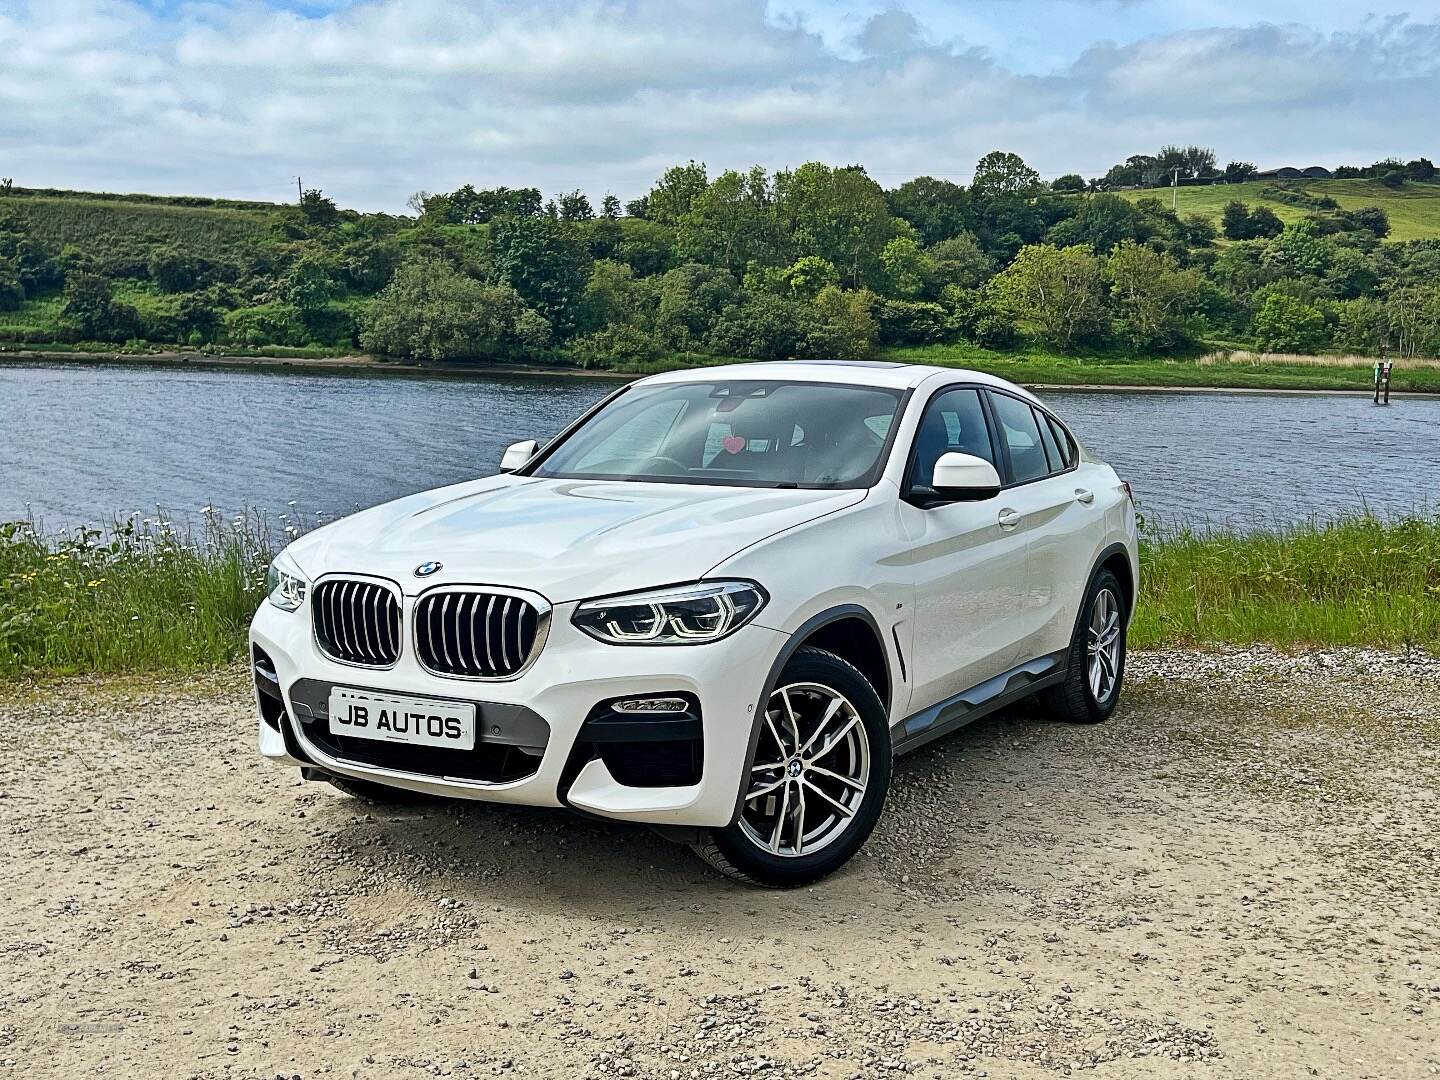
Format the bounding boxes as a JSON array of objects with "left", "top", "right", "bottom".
[{"left": 414, "top": 561, "right": 443, "bottom": 577}]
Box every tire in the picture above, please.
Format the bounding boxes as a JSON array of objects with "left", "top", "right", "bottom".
[
  {"left": 1041, "top": 567, "right": 1128, "bottom": 724},
  {"left": 692, "top": 646, "right": 892, "bottom": 887},
  {"left": 322, "top": 772, "right": 437, "bottom": 805}
]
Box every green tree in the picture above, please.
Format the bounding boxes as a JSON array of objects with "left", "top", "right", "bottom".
[
  {"left": 927, "top": 233, "right": 992, "bottom": 290},
  {"left": 489, "top": 215, "right": 591, "bottom": 336},
  {"left": 1221, "top": 201, "right": 1252, "bottom": 240},
  {"left": 677, "top": 167, "right": 783, "bottom": 275},
  {"left": 809, "top": 285, "right": 876, "bottom": 359},
  {"left": 360, "top": 258, "right": 550, "bottom": 362},
  {"left": 299, "top": 189, "right": 340, "bottom": 228},
  {"left": 654, "top": 263, "right": 740, "bottom": 347},
  {"left": 1104, "top": 241, "right": 1201, "bottom": 350},
  {"left": 1051, "top": 174, "right": 1085, "bottom": 194},
  {"left": 59, "top": 273, "right": 140, "bottom": 342},
  {"left": 989, "top": 243, "right": 1107, "bottom": 347},
  {"left": 557, "top": 190, "right": 594, "bottom": 222},
  {"left": 645, "top": 162, "right": 709, "bottom": 227},
  {"left": 1223, "top": 161, "right": 1258, "bottom": 183},
  {"left": 879, "top": 236, "right": 933, "bottom": 298},
  {"left": 970, "top": 151, "right": 1042, "bottom": 200},
  {"left": 1248, "top": 206, "right": 1284, "bottom": 239},
  {"left": 577, "top": 259, "right": 648, "bottom": 333},
  {"left": 773, "top": 163, "right": 898, "bottom": 288},
  {"left": 1046, "top": 194, "right": 1142, "bottom": 254},
  {"left": 1252, "top": 293, "right": 1326, "bottom": 352},
  {"left": 613, "top": 219, "right": 675, "bottom": 277},
  {"left": 885, "top": 176, "right": 971, "bottom": 246}
]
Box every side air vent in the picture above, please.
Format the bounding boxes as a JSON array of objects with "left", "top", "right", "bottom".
[
  {"left": 312, "top": 578, "right": 402, "bottom": 667},
  {"left": 415, "top": 588, "right": 547, "bottom": 679}
]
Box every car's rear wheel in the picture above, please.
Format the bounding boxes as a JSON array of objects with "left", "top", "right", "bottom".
[
  {"left": 1041, "top": 567, "right": 1127, "bottom": 724},
  {"left": 692, "top": 646, "right": 891, "bottom": 887}
]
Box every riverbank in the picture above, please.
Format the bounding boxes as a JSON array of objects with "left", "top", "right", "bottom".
[
  {"left": 3, "top": 512, "right": 1436, "bottom": 678},
  {"left": 3, "top": 647, "right": 1435, "bottom": 1078},
  {"left": 5, "top": 343, "right": 1438, "bottom": 395}
]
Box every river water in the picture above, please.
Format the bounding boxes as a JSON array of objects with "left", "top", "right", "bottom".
[{"left": 1, "top": 361, "right": 1435, "bottom": 533}]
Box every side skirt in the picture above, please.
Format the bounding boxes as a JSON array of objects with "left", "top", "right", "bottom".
[{"left": 891, "top": 651, "right": 1067, "bottom": 756}]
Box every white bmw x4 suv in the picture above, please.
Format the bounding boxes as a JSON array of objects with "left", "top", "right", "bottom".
[{"left": 251, "top": 361, "right": 1137, "bottom": 886}]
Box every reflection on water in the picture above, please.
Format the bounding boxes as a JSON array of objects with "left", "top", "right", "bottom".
[{"left": 2, "top": 361, "right": 1435, "bottom": 532}]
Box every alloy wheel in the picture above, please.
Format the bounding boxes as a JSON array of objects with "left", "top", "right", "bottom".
[
  {"left": 738, "top": 682, "right": 871, "bottom": 858},
  {"left": 1087, "top": 587, "right": 1122, "bottom": 704}
]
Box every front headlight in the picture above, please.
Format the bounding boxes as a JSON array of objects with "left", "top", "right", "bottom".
[
  {"left": 572, "top": 580, "right": 767, "bottom": 645},
  {"left": 265, "top": 551, "right": 310, "bottom": 612}
]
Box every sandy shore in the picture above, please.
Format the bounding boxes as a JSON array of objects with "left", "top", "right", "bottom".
[{"left": 2, "top": 647, "right": 1437, "bottom": 1079}]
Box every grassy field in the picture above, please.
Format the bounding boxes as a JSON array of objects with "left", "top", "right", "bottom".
[
  {"left": 880, "top": 342, "right": 1440, "bottom": 393},
  {"left": 2, "top": 194, "right": 274, "bottom": 263},
  {"left": 1117, "top": 178, "right": 1440, "bottom": 241},
  {"left": 2, "top": 509, "right": 1435, "bottom": 677}
]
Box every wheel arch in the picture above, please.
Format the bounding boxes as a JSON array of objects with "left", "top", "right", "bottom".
[{"left": 727, "top": 604, "right": 894, "bottom": 826}]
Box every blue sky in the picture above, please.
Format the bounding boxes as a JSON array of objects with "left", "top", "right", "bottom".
[{"left": 2, "top": 0, "right": 1437, "bottom": 211}]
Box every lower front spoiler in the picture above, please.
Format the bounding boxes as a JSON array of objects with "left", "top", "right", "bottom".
[{"left": 250, "top": 612, "right": 787, "bottom": 828}]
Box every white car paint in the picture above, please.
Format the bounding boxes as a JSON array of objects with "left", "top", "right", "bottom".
[{"left": 251, "top": 361, "right": 1138, "bottom": 831}]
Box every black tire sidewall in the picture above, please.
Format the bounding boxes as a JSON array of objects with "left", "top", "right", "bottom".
[
  {"left": 1078, "top": 569, "right": 1127, "bottom": 721},
  {"left": 711, "top": 648, "right": 892, "bottom": 887}
]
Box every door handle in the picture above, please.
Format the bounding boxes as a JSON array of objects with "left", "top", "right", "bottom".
[
  {"left": 1074, "top": 488, "right": 1095, "bottom": 505},
  {"left": 997, "top": 508, "right": 1021, "bottom": 530}
]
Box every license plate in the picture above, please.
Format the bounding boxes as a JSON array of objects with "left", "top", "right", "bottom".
[{"left": 327, "top": 688, "right": 476, "bottom": 750}]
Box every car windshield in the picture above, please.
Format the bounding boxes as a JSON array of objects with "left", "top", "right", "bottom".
[{"left": 529, "top": 380, "right": 905, "bottom": 489}]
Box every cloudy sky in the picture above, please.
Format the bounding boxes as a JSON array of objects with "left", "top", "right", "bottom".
[{"left": 2, "top": 0, "right": 1437, "bottom": 211}]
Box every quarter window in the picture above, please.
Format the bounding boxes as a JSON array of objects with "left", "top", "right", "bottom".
[{"left": 1043, "top": 414, "right": 1076, "bottom": 470}]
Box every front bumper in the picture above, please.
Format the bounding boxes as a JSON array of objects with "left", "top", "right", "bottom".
[{"left": 249, "top": 596, "right": 785, "bottom": 828}]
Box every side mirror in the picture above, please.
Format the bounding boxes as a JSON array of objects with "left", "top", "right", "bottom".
[
  {"left": 499, "top": 439, "right": 539, "bottom": 473},
  {"left": 931, "top": 452, "right": 1001, "bottom": 501}
]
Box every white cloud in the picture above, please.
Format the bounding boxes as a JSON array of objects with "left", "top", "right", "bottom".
[{"left": 0, "top": 0, "right": 1435, "bottom": 210}]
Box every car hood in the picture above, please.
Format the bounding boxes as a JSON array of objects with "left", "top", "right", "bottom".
[{"left": 284, "top": 475, "right": 864, "bottom": 603}]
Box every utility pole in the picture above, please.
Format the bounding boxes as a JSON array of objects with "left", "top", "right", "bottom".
[
  {"left": 1172, "top": 167, "right": 1180, "bottom": 211},
  {"left": 296, "top": 176, "right": 303, "bottom": 202}
]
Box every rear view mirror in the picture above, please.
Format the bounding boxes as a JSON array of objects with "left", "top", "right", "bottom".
[
  {"left": 931, "top": 452, "right": 1001, "bottom": 501},
  {"left": 500, "top": 439, "right": 539, "bottom": 473}
]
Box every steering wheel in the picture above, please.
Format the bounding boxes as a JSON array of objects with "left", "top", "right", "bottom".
[{"left": 639, "top": 455, "right": 690, "bottom": 476}]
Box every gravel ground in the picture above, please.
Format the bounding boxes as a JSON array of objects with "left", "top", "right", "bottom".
[{"left": 1, "top": 647, "right": 1437, "bottom": 1080}]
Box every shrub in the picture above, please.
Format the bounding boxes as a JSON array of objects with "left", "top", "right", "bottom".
[
  {"left": 566, "top": 324, "right": 668, "bottom": 369},
  {"left": 873, "top": 297, "right": 950, "bottom": 346},
  {"left": 223, "top": 303, "right": 309, "bottom": 348},
  {"left": 1252, "top": 293, "right": 1327, "bottom": 352},
  {"left": 360, "top": 257, "right": 551, "bottom": 362},
  {"left": 58, "top": 273, "right": 140, "bottom": 342}
]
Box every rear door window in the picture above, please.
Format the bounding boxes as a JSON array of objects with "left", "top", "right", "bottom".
[{"left": 989, "top": 392, "right": 1049, "bottom": 484}]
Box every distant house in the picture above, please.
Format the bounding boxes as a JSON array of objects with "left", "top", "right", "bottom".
[{"left": 1257, "top": 166, "right": 1333, "bottom": 180}]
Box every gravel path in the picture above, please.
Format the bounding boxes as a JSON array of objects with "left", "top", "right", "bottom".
[{"left": 2, "top": 648, "right": 1437, "bottom": 1079}]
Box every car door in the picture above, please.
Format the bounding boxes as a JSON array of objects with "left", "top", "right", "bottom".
[
  {"left": 896, "top": 386, "right": 1033, "bottom": 711},
  {"left": 984, "top": 390, "right": 1101, "bottom": 663}
]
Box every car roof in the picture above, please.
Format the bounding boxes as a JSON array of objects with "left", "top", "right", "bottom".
[{"left": 635, "top": 360, "right": 1027, "bottom": 395}]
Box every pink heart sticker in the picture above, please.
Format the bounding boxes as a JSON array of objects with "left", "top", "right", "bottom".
[{"left": 721, "top": 435, "right": 746, "bottom": 455}]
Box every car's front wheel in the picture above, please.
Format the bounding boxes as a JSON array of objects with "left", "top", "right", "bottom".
[{"left": 692, "top": 646, "right": 891, "bottom": 887}]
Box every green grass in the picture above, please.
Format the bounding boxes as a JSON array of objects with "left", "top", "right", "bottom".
[
  {"left": 0, "top": 512, "right": 276, "bottom": 677},
  {"left": 1132, "top": 514, "right": 1440, "bottom": 650},
  {"left": 1117, "top": 178, "right": 1440, "bottom": 242},
  {"left": 881, "top": 342, "right": 1440, "bottom": 393},
  {"left": 2, "top": 509, "right": 1435, "bottom": 678},
  {"left": 4, "top": 195, "right": 273, "bottom": 263}
]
